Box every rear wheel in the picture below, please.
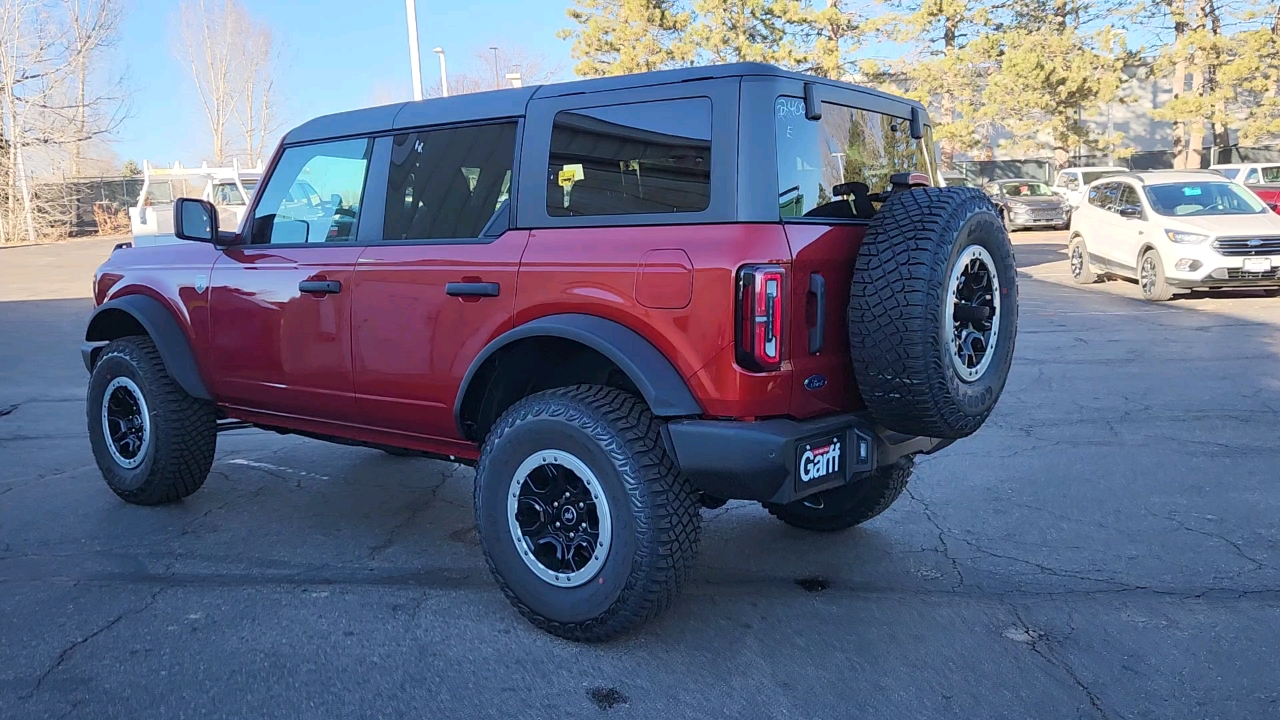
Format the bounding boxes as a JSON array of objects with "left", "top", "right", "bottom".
[
  {"left": 474, "top": 385, "right": 701, "bottom": 642},
  {"left": 766, "top": 458, "right": 914, "bottom": 532},
  {"left": 1068, "top": 237, "right": 1097, "bottom": 284},
  {"left": 87, "top": 337, "right": 217, "bottom": 505},
  {"left": 848, "top": 187, "right": 1019, "bottom": 440},
  {"left": 1139, "top": 249, "right": 1174, "bottom": 302}
]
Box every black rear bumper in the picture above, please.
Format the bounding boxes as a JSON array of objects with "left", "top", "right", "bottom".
[{"left": 665, "top": 413, "right": 953, "bottom": 505}]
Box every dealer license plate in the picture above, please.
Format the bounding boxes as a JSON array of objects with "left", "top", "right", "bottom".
[
  {"left": 1243, "top": 258, "right": 1273, "bottom": 273},
  {"left": 796, "top": 435, "right": 846, "bottom": 491}
]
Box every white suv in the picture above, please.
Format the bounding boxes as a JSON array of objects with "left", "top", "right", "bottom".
[
  {"left": 1051, "top": 166, "right": 1128, "bottom": 209},
  {"left": 1067, "top": 171, "right": 1280, "bottom": 301}
]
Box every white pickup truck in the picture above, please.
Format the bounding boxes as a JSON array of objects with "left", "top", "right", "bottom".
[{"left": 129, "top": 160, "right": 262, "bottom": 246}]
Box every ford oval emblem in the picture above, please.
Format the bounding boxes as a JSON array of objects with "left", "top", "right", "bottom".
[{"left": 804, "top": 374, "right": 827, "bottom": 390}]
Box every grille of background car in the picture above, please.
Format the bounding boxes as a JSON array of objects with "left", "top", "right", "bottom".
[{"left": 1212, "top": 236, "right": 1280, "bottom": 257}]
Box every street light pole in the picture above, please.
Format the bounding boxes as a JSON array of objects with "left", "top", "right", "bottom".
[
  {"left": 490, "top": 46, "right": 500, "bottom": 90},
  {"left": 433, "top": 47, "right": 449, "bottom": 98},
  {"left": 404, "top": 0, "right": 423, "bottom": 101}
]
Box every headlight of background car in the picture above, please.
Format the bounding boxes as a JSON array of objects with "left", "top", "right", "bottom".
[{"left": 1165, "top": 230, "right": 1210, "bottom": 244}]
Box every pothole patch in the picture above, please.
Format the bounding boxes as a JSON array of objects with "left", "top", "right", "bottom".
[
  {"left": 795, "top": 576, "right": 830, "bottom": 593},
  {"left": 587, "top": 686, "right": 628, "bottom": 710}
]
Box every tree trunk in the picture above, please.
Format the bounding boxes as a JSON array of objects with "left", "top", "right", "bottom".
[
  {"left": 1188, "top": 64, "right": 1205, "bottom": 169},
  {"left": 1171, "top": 59, "right": 1187, "bottom": 168},
  {"left": 15, "top": 143, "right": 36, "bottom": 244}
]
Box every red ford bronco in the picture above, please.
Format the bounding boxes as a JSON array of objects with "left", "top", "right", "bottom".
[{"left": 83, "top": 64, "right": 1017, "bottom": 641}]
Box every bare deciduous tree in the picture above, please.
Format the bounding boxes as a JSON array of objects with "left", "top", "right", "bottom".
[
  {"left": 0, "top": 0, "right": 126, "bottom": 244},
  {"left": 426, "top": 46, "right": 565, "bottom": 97},
  {"left": 174, "top": 0, "right": 280, "bottom": 165}
]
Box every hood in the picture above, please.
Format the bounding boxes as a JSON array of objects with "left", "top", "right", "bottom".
[
  {"left": 1005, "top": 196, "right": 1066, "bottom": 207},
  {"left": 1166, "top": 212, "right": 1280, "bottom": 237}
]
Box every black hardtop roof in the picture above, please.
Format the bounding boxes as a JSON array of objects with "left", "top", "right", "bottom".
[{"left": 283, "top": 62, "right": 926, "bottom": 145}]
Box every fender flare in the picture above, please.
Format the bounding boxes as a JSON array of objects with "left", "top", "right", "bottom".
[
  {"left": 454, "top": 314, "right": 703, "bottom": 434},
  {"left": 84, "top": 295, "right": 211, "bottom": 400}
]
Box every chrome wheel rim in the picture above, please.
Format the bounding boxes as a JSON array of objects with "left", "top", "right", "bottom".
[
  {"left": 101, "top": 377, "right": 150, "bottom": 469},
  {"left": 1140, "top": 256, "right": 1158, "bottom": 296},
  {"left": 1070, "top": 244, "right": 1084, "bottom": 278},
  {"left": 948, "top": 245, "right": 1001, "bottom": 383},
  {"left": 507, "top": 450, "right": 612, "bottom": 588}
]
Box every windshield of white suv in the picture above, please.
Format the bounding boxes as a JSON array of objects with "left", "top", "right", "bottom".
[
  {"left": 1002, "top": 182, "right": 1053, "bottom": 197},
  {"left": 1081, "top": 170, "right": 1123, "bottom": 185},
  {"left": 1144, "top": 182, "right": 1267, "bottom": 217},
  {"left": 1261, "top": 166, "right": 1280, "bottom": 184}
]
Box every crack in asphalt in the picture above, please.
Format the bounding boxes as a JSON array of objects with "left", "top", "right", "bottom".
[
  {"left": 1006, "top": 604, "right": 1112, "bottom": 720},
  {"left": 367, "top": 464, "right": 462, "bottom": 560},
  {"left": 22, "top": 587, "right": 165, "bottom": 700},
  {"left": 905, "top": 487, "right": 966, "bottom": 590},
  {"left": 1146, "top": 507, "right": 1268, "bottom": 576}
]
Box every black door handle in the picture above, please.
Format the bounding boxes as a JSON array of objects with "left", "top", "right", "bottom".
[
  {"left": 808, "top": 272, "right": 826, "bottom": 354},
  {"left": 299, "top": 280, "right": 341, "bottom": 295},
  {"left": 446, "top": 282, "right": 500, "bottom": 298}
]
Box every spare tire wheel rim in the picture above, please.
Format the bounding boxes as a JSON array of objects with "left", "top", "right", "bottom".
[
  {"left": 948, "top": 244, "right": 1001, "bottom": 383},
  {"left": 507, "top": 450, "right": 612, "bottom": 588},
  {"left": 102, "top": 376, "right": 150, "bottom": 469}
]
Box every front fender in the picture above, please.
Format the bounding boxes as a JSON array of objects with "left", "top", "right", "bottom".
[{"left": 84, "top": 295, "right": 211, "bottom": 400}]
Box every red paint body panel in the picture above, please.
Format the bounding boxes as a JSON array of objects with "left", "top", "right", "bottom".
[
  {"left": 350, "top": 231, "right": 530, "bottom": 440},
  {"left": 207, "top": 245, "right": 363, "bottom": 422},
  {"left": 94, "top": 242, "right": 221, "bottom": 382},
  {"left": 516, "top": 224, "right": 795, "bottom": 419},
  {"left": 634, "top": 249, "right": 693, "bottom": 309},
  {"left": 1248, "top": 185, "right": 1280, "bottom": 205},
  {"left": 783, "top": 223, "right": 865, "bottom": 418}
]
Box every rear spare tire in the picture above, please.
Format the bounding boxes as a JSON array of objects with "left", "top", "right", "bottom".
[{"left": 848, "top": 187, "right": 1018, "bottom": 439}]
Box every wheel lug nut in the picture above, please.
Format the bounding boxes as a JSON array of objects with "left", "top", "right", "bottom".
[
  {"left": 578, "top": 502, "right": 584, "bottom": 509},
  {"left": 555, "top": 522, "right": 560, "bottom": 528}
]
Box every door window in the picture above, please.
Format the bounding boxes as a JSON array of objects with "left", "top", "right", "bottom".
[
  {"left": 776, "top": 99, "right": 933, "bottom": 219},
  {"left": 1243, "top": 169, "right": 1260, "bottom": 184},
  {"left": 1089, "top": 182, "right": 1119, "bottom": 210},
  {"left": 249, "top": 138, "right": 371, "bottom": 245},
  {"left": 1115, "top": 184, "right": 1141, "bottom": 212},
  {"left": 1217, "top": 168, "right": 1240, "bottom": 180},
  {"left": 1057, "top": 173, "right": 1079, "bottom": 191},
  {"left": 384, "top": 122, "right": 517, "bottom": 240},
  {"left": 546, "top": 98, "right": 712, "bottom": 217}
]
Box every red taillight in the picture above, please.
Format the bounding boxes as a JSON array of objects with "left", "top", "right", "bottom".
[{"left": 736, "top": 264, "right": 785, "bottom": 372}]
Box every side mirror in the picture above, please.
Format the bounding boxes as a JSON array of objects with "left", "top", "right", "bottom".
[
  {"left": 174, "top": 198, "right": 218, "bottom": 242},
  {"left": 1268, "top": 202, "right": 1279, "bottom": 213},
  {"left": 330, "top": 193, "right": 343, "bottom": 208},
  {"left": 1118, "top": 205, "right": 1143, "bottom": 219}
]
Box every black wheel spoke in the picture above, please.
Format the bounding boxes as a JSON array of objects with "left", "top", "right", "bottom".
[{"left": 508, "top": 452, "right": 610, "bottom": 585}]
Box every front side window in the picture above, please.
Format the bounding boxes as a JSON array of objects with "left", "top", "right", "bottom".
[
  {"left": 547, "top": 98, "right": 711, "bottom": 217},
  {"left": 1244, "top": 169, "right": 1260, "bottom": 184},
  {"left": 1058, "top": 173, "right": 1080, "bottom": 191},
  {"left": 249, "top": 139, "right": 371, "bottom": 244},
  {"left": 384, "top": 123, "right": 517, "bottom": 240},
  {"left": 1145, "top": 182, "right": 1267, "bottom": 217},
  {"left": 776, "top": 99, "right": 933, "bottom": 220},
  {"left": 1089, "top": 182, "right": 1118, "bottom": 209}
]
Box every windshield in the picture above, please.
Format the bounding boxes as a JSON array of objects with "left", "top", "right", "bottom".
[
  {"left": 1261, "top": 166, "right": 1280, "bottom": 184},
  {"left": 242, "top": 180, "right": 259, "bottom": 198},
  {"left": 1144, "top": 182, "right": 1267, "bottom": 217},
  {"left": 1081, "top": 170, "right": 1123, "bottom": 185},
  {"left": 1002, "top": 182, "right": 1053, "bottom": 197}
]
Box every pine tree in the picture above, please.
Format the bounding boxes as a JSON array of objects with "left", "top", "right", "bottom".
[
  {"left": 688, "top": 0, "right": 805, "bottom": 66},
  {"left": 559, "top": 0, "right": 695, "bottom": 77}
]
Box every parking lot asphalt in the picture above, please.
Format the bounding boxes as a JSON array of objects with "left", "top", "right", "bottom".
[{"left": 2, "top": 232, "right": 1278, "bottom": 719}]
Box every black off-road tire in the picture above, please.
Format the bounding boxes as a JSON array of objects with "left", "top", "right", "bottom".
[
  {"left": 1139, "top": 249, "right": 1175, "bottom": 302},
  {"left": 849, "top": 187, "right": 1019, "bottom": 440},
  {"left": 765, "top": 458, "right": 914, "bottom": 532},
  {"left": 474, "top": 385, "right": 701, "bottom": 642},
  {"left": 1068, "top": 236, "right": 1097, "bottom": 284},
  {"left": 87, "top": 337, "right": 217, "bottom": 505}
]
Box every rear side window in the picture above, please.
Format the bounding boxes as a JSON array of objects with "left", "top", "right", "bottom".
[
  {"left": 384, "top": 123, "right": 516, "bottom": 240},
  {"left": 546, "top": 98, "right": 712, "bottom": 217},
  {"left": 1217, "top": 168, "right": 1240, "bottom": 180},
  {"left": 776, "top": 99, "right": 932, "bottom": 220}
]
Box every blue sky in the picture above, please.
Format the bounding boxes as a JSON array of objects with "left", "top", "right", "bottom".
[{"left": 113, "top": 0, "right": 575, "bottom": 166}]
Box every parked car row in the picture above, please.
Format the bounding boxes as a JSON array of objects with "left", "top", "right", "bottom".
[{"left": 1065, "top": 170, "right": 1280, "bottom": 301}]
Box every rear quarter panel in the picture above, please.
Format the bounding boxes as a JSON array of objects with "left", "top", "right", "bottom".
[{"left": 515, "top": 224, "right": 794, "bottom": 418}]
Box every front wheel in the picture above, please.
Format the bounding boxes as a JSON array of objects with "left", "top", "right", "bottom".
[
  {"left": 474, "top": 385, "right": 701, "bottom": 642},
  {"left": 1068, "top": 237, "right": 1097, "bottom": 284},
  {"left": 87, "top": 337, "right": 217, "bottom": 505},
  {"left": 765, "top": 458, "right": 914, "bottom": 532},
  {"left": 1139, "top": 249, "right": 1175, "bottom": 302}
]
